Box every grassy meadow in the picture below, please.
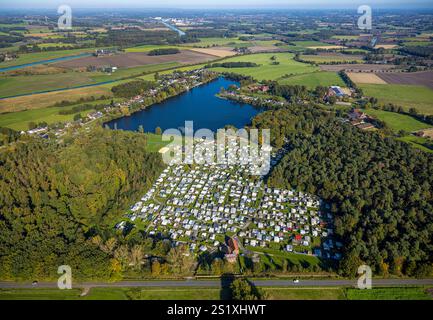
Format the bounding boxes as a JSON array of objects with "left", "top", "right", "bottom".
[
  {"left": 208, "top": 52, "right": 318, "bottom": 81},
  {"left": 0, "top": 99, "right": 119, "bottom": 131},
  {"left": 0, "top": 62, "right": 181, "bottom": 98},
  {"left": 0, "top": 48, "right": 95, "bottom": 68},
  {"left": 1, "top": 286, "right": 431, "bottom": 300},
  {"left": 364, "top": 108, "right": 432, "bottom": 132},
  {"left": 278, "top": 71, "right": 345, "bottom": 88},
  {"left": 360, "top": 84, "right": 433, "bottom": 115}
]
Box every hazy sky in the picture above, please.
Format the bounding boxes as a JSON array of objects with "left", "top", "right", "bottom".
[{"left": 1, "top": 0, "right": 432, "bottom": 9}]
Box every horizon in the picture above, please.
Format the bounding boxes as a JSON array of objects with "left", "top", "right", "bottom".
[{"left": 1, "top": 0, "right": 433, "bottom": 10}]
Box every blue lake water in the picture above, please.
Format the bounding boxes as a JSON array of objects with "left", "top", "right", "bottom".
[{"left": 105, "top": 77, "right": 262, "bottom": 133}]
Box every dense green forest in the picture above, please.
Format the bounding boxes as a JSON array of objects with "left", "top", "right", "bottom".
[
  {"left": 111, "top": 80, "right": 156, "bottom": 98},
  {"left": 148, "top": 48, "right": 180, "bottom": 56},
  {"left": 0, "top": 128, "right": 164, "bottom": 280},
  {"left": 252, "top": 107, "right": 433, "bottom": 278}
]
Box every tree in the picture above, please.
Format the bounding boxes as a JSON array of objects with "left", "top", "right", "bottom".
[
  {"left": 167, "top": 245, "right": 196, "bottom": 275},
  {"left": 73, "top": 113, "right": 82, "bottom": 122},
  {"left": 230, "top": 279, "right": 258, "bottom": 300},
  {"left": 151, "top": 260, "right": 161, "bottom": 276},
  {"left": 328, "top": 95, "right": 337, "bottom": 105},
  {"left": 129, "top": 245, "right": 144, "bottom": 269}
]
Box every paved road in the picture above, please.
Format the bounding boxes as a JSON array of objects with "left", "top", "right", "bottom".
[{"left": 1, "top": 279, "right": 432, "bottom": 289}]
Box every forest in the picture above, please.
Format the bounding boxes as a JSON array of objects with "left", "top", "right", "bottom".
[
  {"left": 0, "top": 128, "right": 164, "bottom": 280},
  {"left": 251, "top": 106, "right": 433, "bottom": 278}
]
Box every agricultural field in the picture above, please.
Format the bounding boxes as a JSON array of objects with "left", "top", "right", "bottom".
[
  {"left": 278, "top": 71, "right": 345, "bottom": 88},
  {"left": 0, "top": 99, "right": 119, "bottom": 131},
  {"left": 0, "top": 62, "right": 182, "bottom": 99},
  {"left": 125, "top": 44, "right": 187, "bottom": 53},
  {"left": 0, "top": 48, "right": 95, "bottom": 68},
  {"left": 363, "top": 108, "right": 432, "bottom": 132},
  {"left": 360, "top": 84, "right": 433, "bottom": 115},
  {"left": 53, "top": 50, "right": 215, "bottom": 69},
  {"left": 208, "top": 52, "right": 318, "bottom": 81},
  {"left": 345, "top": 287, "right": 432, "bottom": 300},
  {"left": 188, "top": 47, "right": 237, "bottom": 57},
  {"left": 187, "top": 37, "right": 251, "bottom": 47},
  {"left": 0, "top": 86, "right": 113, "bottom": 113},
  {"left": 377, "top": 71, "right": 433, "bottom": 90},
  {"left": 331, "top": 35, "right": 360, "bottom": 40},
  {"left": 263, "top": 288, "right": 345, "bottom": 300},
  {"left": 290, "top": 41, "right": 335, "bottom": 48},
  {"left": 401, "top": 41, "right": 432, "bottom": 47},
  {"left": 347, "top": 72, "right": 387, "bottom": 84},
  {"left": 320, "top": 64, "right": 397, "bottom": 72},
  {"left": 300, "top": 53, "right": 364, "bottom": 64}
]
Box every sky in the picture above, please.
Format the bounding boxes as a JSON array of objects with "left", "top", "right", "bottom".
[{"left": 1, "top": 0, "right": 432, "bottom": 9}]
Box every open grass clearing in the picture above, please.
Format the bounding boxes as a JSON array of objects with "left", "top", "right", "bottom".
[
  {"left": 208, "top": 53, "right": 318, "bottom": 81},
  {"left": 278, "top": 71, "right": 345, "bottom": 88},
  {"left": 300, "top": 54, "right": 363, "bottom": 64},
  {"left": 363, "top": 108, "right": 432, "bottom": 132},
  {"left": 360, "top": 84, "right": 433, "bottom": 115},
  {"left": 0, "top": 49, "right": 95, "bottom": 68},
  {"left": 0, "top": 86, "right": 112, "bottom": 113},
  {"left": 263, "top": 287, "right": 345, "bottom": 300},
  {"left": 346, "top": 287, "right": 432, "bottom": 300},
  {"left": 0, "top": 99, "right": 118, "bottom": 131}
]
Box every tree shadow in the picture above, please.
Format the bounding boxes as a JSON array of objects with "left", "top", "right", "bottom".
[{"left": 220, "top": 273, "right": 235, "bottom": 300}]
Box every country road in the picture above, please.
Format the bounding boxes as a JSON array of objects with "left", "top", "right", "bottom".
[{"left": 1, "top": 279, "right": 432, "bottom": 289}]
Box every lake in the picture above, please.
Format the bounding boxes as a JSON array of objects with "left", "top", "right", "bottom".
[{"left": 105, "top": 77, "right": 262, "bottom": 133}]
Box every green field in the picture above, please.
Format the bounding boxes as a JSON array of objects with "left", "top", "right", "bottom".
[
  {"left": 331, "top": 35, "right": 360, "bottom": 40},
  {"left": 402, "top": 41, "right": 433, "bottom": 47},
  {"left": 245, "top": 246, "right": 321, "bottom": 267},
  {"left": 397, "top": 135, "right": 433, "bottom": 153},
  {"left": 208, "top": 53, "right": 318, "bottom": 81},
  {"left": 364, "top": 108, "right": 432, "bottom": 132},
  {"left": 278, "top": 71, "right": 345, "bottom": 88},
  {"left": 0, "top": 99, "right": 118, "bottom": 131},
  {"left": 346, "top": 287, "right": 432, "bottom": 300},
  {"left": 300, "top": 54, "right": 363, "bottom": 63},
  {"left": 187, "top": 37, "right": 251, "bottom": 48},
  {"left": 1, "top": 286, "right": 431, "bottom": 300},
  {"left": 0, "top": 62, "right": 180, "bottom": 98},
  {"left": 290, "top": 41, "right": 333, "bottom": 48},
  {"left": 0, "top": 287, "right": 220, "bottom": 300},
  {"left": 263, "top": 287, "right": 345, "bottom": 300},
  {"left": 0, "top": 48, "right": 95, "bottom": 68},
  {"left": 360, "top": 84, "right": 433, "bottom": 115},
  {"left": 125, "top": 45, "right": 186, "bottom": 53}
]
